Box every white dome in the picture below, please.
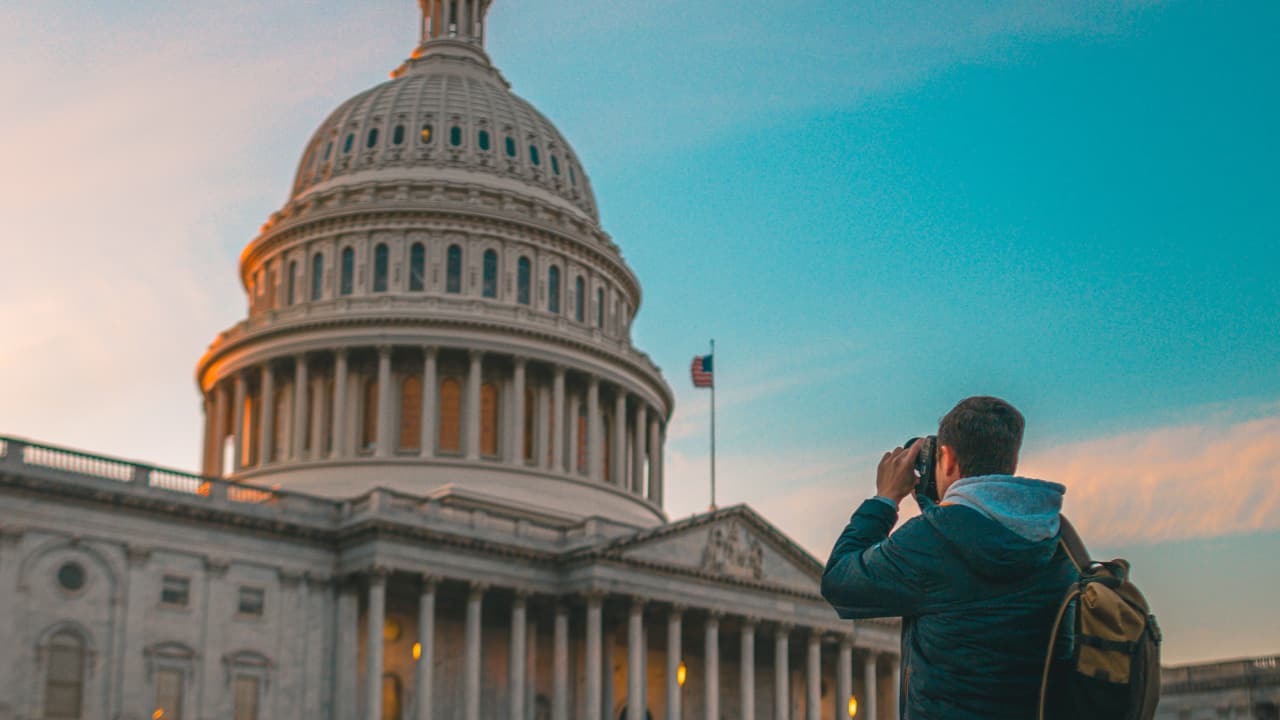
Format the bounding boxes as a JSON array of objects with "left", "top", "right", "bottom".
[{"left": 290, "top": 49, "right": 598, "bottom": 223}]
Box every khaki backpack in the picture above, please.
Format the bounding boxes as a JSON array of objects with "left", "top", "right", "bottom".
[{"left": 1038, "top": 517, "right": 1163, "bottom": 720}]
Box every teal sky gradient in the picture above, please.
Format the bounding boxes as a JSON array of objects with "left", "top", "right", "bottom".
[{"left": 1, "top": 1, "right": 1277, "bottom": 664}]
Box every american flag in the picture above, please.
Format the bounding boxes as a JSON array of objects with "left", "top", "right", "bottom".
[{"left": 690, "top": 354, "right": 714, "bottom": 388}]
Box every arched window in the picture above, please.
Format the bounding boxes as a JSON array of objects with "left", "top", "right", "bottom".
[
  {"left": 311, "top": 253, "right": 324, "bottom": 301},
  {"left": 421, "top": 124, "right": 433, "bottom": 144},
  {"left": 324, "top": 141, "right": 333, "bottom": 161},
  {"left": 450, "top": 126, "right": 463, "bottom": 147},
  {"left": 399, "top": 375, "right": 422, "bottom": 452},
  {"left": 505, "top": 136, "right": 517, "bottom": 157},
  {"left": 409, "top": 243, "right": 426, "bottom": 291},
  {"left": 438, "top": 378, "right": 462, "bottom": 453},
  {"left": 574, "top": 276, "right": 585, "bottom": 322},
  {"left": 392, "top": 125, "right": 405, "bottom": 145},
  {"left": 480, "top": 382, "right": 500, "bottom": 457},
  {"left": 478, "top": 130, "right": 491, "bottom": 151},
  {"left": 548, "top": 266, "right": 561, "bottom": 314},
  {"left": 343, "top": 133, "right": 354, "bottom": 154},
  {"left": 43, "top": 630, "right": 85, "bottom": 720},
  {"left": 551, "top": 155, "right": 560, "bottom": 176},
  {"left": 529, "top": 145, "right": 541, "bottom": 166},
  {"left": 516, "top": 256, "right": 531, "bottom": 305},
  {"left": 287, "top": 260, "right": 297, "bottom": 306},
  {"left": 340, "top": 247, "right": 354, "bottom": 296},
  {"left": 596, "top": 287, "right": 605, "bottom": 328},
  {"left": 366, "top": 127, "right": 379, "bottom": 148},
  {"left": 446, "top": 245, "right": 462, "bottom": 294},
  {"left": 482, "top": 249, "right": 498, "bottom": 299},
  {"left": 569, "top": 165, "right": 577, "bottom": 187},
  {"left": 373, "top": 243, "right": 389, "bottom": 293},
  {"left": 523, "top": 386, "right": 536, "bottom": 462},
  {"left": 361, "top": 377, "right": 378, "bottom": 453},
  {"left": 576, "top": 403, "right": 588, "bottom": 473}
]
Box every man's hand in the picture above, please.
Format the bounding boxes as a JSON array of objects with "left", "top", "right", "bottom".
[{"left": 876, "top": 442, "right": 923, "bottom": 506}]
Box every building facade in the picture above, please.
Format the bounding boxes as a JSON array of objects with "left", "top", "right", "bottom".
[
  {"left": 0, "top": 3, "right": 900, "bottom": 720},
  {"left": 1156, "top": 656, "right": 1280, "bottom": 720}
]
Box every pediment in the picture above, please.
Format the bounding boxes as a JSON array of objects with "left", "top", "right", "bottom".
[{"left": 599, "top": 506, "right": 822, "bottom": 592}]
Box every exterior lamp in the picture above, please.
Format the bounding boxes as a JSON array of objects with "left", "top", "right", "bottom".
[
  {"left": 412, "top": 642, "right": 422, "bottom": 661},
  {"left": 153, "top": 710, "right": 165, "bottom": 720},
  {"left": 677, "top": 661, "right": 687, "bottom": 688},
  {"left": 847, "top": 695, "right": 858, "bottom": 717}
]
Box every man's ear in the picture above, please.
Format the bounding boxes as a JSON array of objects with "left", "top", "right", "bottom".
[{"left": 938, "top": 444, "right": 961, "bottom": 482}]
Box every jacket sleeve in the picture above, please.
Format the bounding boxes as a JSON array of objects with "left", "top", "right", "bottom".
[{"left": 820, "top": 498, "right": 952, "bottom": 619}]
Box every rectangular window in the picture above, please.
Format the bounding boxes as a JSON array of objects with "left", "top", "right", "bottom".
[
  {"left": 238, "top": 587, "right": 265, "bottom": 617},
  {"left": 155, "top": 668, "right": 184, "bottom": 720},
  {"left": 160, "top": 576, "right": 190, "bottom": 607},
  {"left": 233, "top": 675, "right": 260, "bottom": 720}
]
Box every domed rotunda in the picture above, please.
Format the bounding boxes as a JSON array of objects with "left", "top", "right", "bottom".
[{"left": 196, "top": 0, "right": 673, "bottom": 527}]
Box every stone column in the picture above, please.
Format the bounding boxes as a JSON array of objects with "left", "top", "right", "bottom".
[
  {"left": 465, "top": 583, "right": 485, "bottom": 720},
  {"left": 420, "top": 347, "right": 437, "bottom": 457},
  {"left": 656, "top": 423, "right": 666, "bottom": 505},
  {"left": 890, "top": 656, "right": 901, "bottom": 720},
  {"left": 512, "top": 357, "right": 527, "bottom": 464},
  {"left": 366, "top": 569, "right": 388, "bottom": 720},
  {"left": 552, "top": 366, "right": 566, "bottom": 471},
  {"left": 861, "top": 651, "right": 878, "bottom": 720},
  {"left": 510, "top": 591, "right": 528, "bottom": 720},
  {"left": 259, "top": 363, "right": 276, "bottom": 464},
  {"left": 336, "top": 581, "right": 359, "bottom": 720},
  {"left": 376, "top": 345, "right": 394, "bottom": 457},
  {"left": 585, "top": 593, "right": 603, "bottom": 720},
  {"left": 666, "top": 607, "right": 683, "bottom": 720},
  {"left": 537, "top": 384, "right": 551, "bottom": 470},
  {"left": 568, "top": 394, "right": 580, "bottom": 475},
  {"left": 466, "top": 350, "right": 482, "bottom": 460},
  {"left": 775, "top": 626, "right": 791, "bottom": 720},
  {"left": 232, "top": 371, "right": 247, "bottom": 471},
  {"left": 741, "top": 619, "right": 757, "bottom": 720},
  {"left": 836, "top": 640, "right": 852, "bottom": 720},
  {"left": 332, "top": 349, "right": 349, "bottom": 457},
  {"left": 612, "top": 391, "right": 627, "bottom": 486},
  {"left": 292, "top": 354, "right": 309, "bottom": 461},
  {"left": 647, "top": 418, "right": 661, "bottom": 503},
  {"left": 627, "top": 598, "right": 646, "bottom": 720},
  {"left": 632, "top": 403, "right": 647, "bottom": 494},
  {"left": 416, "top": 577, "right": 437, "bottom": 720},
  {"left": 527, "top": 614, "right": 539, "bottom": 720},
  {"left": 553, "top": 603, "right": 570, "bottom": 720},
  {"left": 213, "top": 381, "right": 229, "bottom": 476},
  {"left": 806, "top": 633, "right": 821, "bottom": 720},
  {"left": 587, "top": 377, "right": 601, "bottom": 481},
  {"left": 705, "top": 613, "right": 720, "bottom": 720}
]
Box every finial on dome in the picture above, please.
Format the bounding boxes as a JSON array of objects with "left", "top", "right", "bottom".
[{"left": 419, "top": 0, "right": 491, "bottom": 47}]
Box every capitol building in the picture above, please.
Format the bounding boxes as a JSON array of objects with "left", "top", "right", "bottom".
[{"left": 0, "top": 2, "right": 900, "bottom": 719}]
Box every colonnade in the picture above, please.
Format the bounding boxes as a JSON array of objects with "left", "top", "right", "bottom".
[
  {"left": 202, "top": 346, "right": 666, "bottom": 502},
  {"left": 346, "top": 570, "right": 899, "bottom": 720}
]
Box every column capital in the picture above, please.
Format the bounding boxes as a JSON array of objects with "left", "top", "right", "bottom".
[
  {"left": 377, "top": 344, "right": 393, "bottom": 357},
  {"left": 629, "top": 596, "right": 646, "bottom": 611},
  {"left": 513, "top": 355, "right": 528, "bottom": 369},
  {"left": 366, "top": 565, "right": 392, "bottom": 583},
  {"left": 511, "top": 586, "right": 532, "bottom": 603},
  {"left": 705, "top": 609, "right": 724, "bottom": 621},
  {"left": 775, "top": 622, "right": 794, "bottom": 636},
  {"left": 740, "top": 615, "right": 760, "bottom": 629},
  {"left": 468, "top": 580, "right": 489, "bottom": 599},
  {"left": 422, "top": 344, "right": 437, "bottom": 358},
  {"left": 294, "top": 351, "right": 309, "bottom": 364},
  {"left": 468, "top": 349, "right": 484, "bottom": 361},
  {"left": 668, "top": 603, "right": 687, "bottom": 616},
  {"left": 840, "top": 634, "right": 856, "bottom": 651},
  {"left": 553, "top": 364, "right": 566, "bottom": 378},
  {"left": 335, "top": 346, "right": 350, "bottom": 359},
  {"left": 419, "top": 574, "right": 441, "bottom": 591},
  {"left": 584, "top": 588, "right": 606, "bottom": 606}
]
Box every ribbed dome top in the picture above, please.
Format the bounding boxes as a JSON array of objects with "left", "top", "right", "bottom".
[{"left": 290, "top": 53, "right": 598, "bottom": 221}]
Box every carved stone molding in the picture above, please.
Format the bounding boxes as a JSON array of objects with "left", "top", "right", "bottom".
[{"left": 700, "top": 518, "right": 765, "bottom": 582}]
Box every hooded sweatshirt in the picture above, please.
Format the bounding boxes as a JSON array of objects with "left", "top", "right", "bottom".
[{"left": 822, "top": 476, "right": 1076, "bottom": 720}]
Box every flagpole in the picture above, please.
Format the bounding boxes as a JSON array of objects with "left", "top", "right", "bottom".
[{"left": 710, "top": 338, "right": 716, "bottom": 511}]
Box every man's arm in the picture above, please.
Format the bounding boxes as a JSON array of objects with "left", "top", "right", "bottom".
[{"left": 820, "top": 498, "right": 947, "bottom": 618}]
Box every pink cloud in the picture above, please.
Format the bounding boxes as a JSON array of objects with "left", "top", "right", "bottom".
[{"left": 1020, "top": 412, "right": 1280, "bottom": 546}]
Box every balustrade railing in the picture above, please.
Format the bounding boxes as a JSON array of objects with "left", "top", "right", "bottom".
[{"left": 1162, "top": 655, "right": 1280, "bottom": 689}]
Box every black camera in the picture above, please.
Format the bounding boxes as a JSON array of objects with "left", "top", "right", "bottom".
[{"left": 903, "top": 435, "right": 939, "bottom": 502}]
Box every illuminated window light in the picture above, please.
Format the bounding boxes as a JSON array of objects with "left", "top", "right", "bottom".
[
  {"left": 413, "top": 642, "right": 422, "bottom": 661},
  {"left": 848, "top": 696, "right": 858, "bottom": 717},
  {"left": 677, "top": 661, "right": 687, "bottom": 687}
]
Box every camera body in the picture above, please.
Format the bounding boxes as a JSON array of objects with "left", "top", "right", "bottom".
[{"left": 903, "top": 435, "right": 939, "bottom": 502}]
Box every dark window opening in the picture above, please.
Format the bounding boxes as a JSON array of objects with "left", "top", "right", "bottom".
[
  {"left": 478, "top": 130, "right": 491, "bottom": 151},
  {"left": 446, "top": 245, "right": 462, "bottom": 294},
  {"left": 366, "top": 128, "right": 379, "bottom": 148},
  {"left": 505, "top": 136, "right": 516, "bottom": 157},
  {"left": 450, "top": 126, "right": 463, "bottom": 147},
  {"left": 529, "top": 145, "right": 541, "bottom": 166},
  {"left": 517, "top": 257, "right": 531, "bottom": 305},
  {"left": 373, "top": 243, "right": 389, "bottom": 292},
  {"left": 409, "top": 243, "right": 425, "bottom": 291},
  {"left": 343, "top": 134, "right": 354, "bottom": 154},
  {"left": 548, "top": 266, "right": 561, "bottom": 314},
  {"left": 340, "top": 247, "right": 354, "bottom": 296},
  {"left": 393, "top": 125, "right": 405, "bottom": 145},
  {"left": 482, "top": 249, "right": 498, "bottom": 299}
]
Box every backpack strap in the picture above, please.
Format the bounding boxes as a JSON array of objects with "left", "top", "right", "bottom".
[
  {"left": 1037, "top": 584, "right": 1081, "bottom": 720},
  {"left": 1058, "top": 515, "right": 1092, "bottom": 573}
]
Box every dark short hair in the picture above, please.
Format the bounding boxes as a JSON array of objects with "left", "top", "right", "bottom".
[{"left": 937, "top": 396, "right": 1025, "bottom": 477}]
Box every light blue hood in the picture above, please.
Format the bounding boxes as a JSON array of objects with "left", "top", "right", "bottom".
[{"left": 942, "top": 474, "right": 1066, "bottom": 542}]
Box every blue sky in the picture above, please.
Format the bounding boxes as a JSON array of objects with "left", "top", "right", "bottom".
[{"left": 1, "top": 1, "right": 1277, "bottom": 664}]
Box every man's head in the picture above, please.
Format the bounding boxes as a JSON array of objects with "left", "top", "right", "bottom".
[{"left": 935, "top": 396, "right": 1025, "bottom": 496}]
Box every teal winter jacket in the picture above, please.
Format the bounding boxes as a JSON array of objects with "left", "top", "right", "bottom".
[{"left": 821, "top": 476, "right": 1076, "bottom": 720}]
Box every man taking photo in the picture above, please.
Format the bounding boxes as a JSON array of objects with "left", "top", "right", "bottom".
[{"left": 821, "top": 396, "right": 1076, "bottom": 719}]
